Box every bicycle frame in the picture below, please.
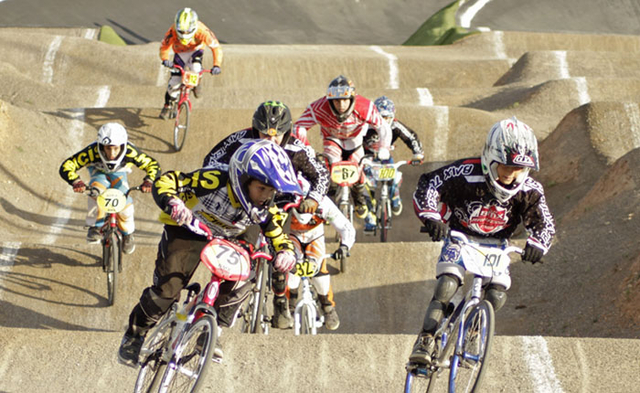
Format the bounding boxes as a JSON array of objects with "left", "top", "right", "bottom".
[
  {"left": 365, "top": 160, "right": 406, "bottom": 242},
  {"left": 405, "top": 230, "right": 523, "bottom": 393},
  {"left": 292, "top": 254, "right": 333, "bottom": 335}
]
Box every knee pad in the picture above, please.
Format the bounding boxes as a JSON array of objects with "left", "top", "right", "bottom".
[
  {"left": 485, "top": 285, "right": 507, "bottom": 312},
  {"left": 272, "top": 271, "right": 287, "bottom": 295},
  {"left": 433, "top": 274, "right": 460, "bottom": 304}
]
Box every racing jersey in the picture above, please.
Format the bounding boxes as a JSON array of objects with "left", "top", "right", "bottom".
[
  {"left": 293, "top": 95, "right": 392, "bottom": 151},
  {"left": 289, "top": 195, "right": 356, "bottom": 249},
  {"left": 160, "top": 21, "right": 223, "bottom": 67},
  {"left": 364, "top": 118, "right": 424, "bottom": 156},
  {"left": 202, "top": 128, "right": 329, "bottom": 203},
  {"left": 413, "top": 158, "right": 555, "bottom": 253},
  {"left": 59, "top": 142, "right": 160, "bottom": 185},
  {"left": 153, "top": 167, "right": 293, "bottom": 253}
]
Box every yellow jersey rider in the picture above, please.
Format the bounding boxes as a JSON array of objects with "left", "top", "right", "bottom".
[
  {"left": 159, "top": 7, "right": 223, "bottom": 119},
  {"left": 59, "top": 123, "right": 160, "bottom": 254}
]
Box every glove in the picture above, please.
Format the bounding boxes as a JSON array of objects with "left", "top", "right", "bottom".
[
  {"left": 72, "top": 179, "right": 86, "bottom": 193},
  {"left": 522, "top": 244, "right": 544, "bottom": 264},
  {"left": 273, "top": 251, "right": 296, "bottom": 273},
  {"left": 167, "top": 198, "right": 193, "bottom": 226},
  {"left": 299, "top": 198, "right": 319, "bottom": 214},
  {"left": 141, "top": 179, "right": 153, "bottom": 193},
  {"left": 410, "top": 153, "right": 424, "bottom": 166},
  {"left": 211, "top": 66, "right": 221, "bottom": 75},
  {"left": 333, "top": 244, "right": 349, "bottom": 260},
  {"left": 162, "top": 59, "right": 173, "bottom": 68},
  {"left": 423, "top": 219, "right": 448, "bottom": 242}
]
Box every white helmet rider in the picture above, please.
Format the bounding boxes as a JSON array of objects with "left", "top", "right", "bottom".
[
  {"left": 97, "top": 122, "right": 128, "bottom": 172},
  {"left": 175, "top": 8, "right": 199, "bottom": 45},
  {"left": 481, "top": 117, "right": 539, "bottom": 203}
]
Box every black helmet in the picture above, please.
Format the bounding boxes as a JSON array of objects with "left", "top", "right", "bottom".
[
  {"left": 252, "top": 101, "right": 292, "bottom": 145},
  {"left": 326, "top": 75, "right": 356, "bottom": 122}
]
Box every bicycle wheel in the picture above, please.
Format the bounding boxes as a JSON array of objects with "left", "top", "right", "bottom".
[
  {"left": 173, "top": 101, "right": 190, "bottom": 152},
  {"left": 299, "top": 303, "right": 314, "bottom": 335},
  {"left": 449, "top": 300, "right": 495, "bottom": 393},
  {"left": 134, "top": 315, "right": 174, "bottom": 393},
  {"left": 250, "top": 259, "right": 269, "bottom": 334},
  {"left": 380, "top": 199, "right": 389, "bottom": 243},
  {"left": 103, "top": 232, "right": 119, "bottom": 306},
  {"left": 160, "top": 314, "right": 217, "bottom": 393}
]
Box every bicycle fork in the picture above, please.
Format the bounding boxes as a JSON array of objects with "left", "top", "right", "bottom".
[{"left": 293, "top": 278, "right": 323, "bottom": 335}]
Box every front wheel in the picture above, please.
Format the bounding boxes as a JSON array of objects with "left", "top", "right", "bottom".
[
  {"left": 251, "top": 259, "right": 270, "bottom": 334},
  {"left": 103, "top": 231, "right": 120, "bottom": 306},
  {"left": 160, "top": 314, "right": 217, "bottom": 393},
  {"left": 404, "top": 366, "right": 438, "bottom": 393},
  {"left": 449, "top": 300, "right": 495, "bottom": 393},
  {"left": 173, "top": 101, "right": 190, "bottom": 151},
  {"left": 379, "top": 199, "right": 389, "bottom": 243},
  {"left": 299, "top": 303, "right": 315, "bottom": 335}
]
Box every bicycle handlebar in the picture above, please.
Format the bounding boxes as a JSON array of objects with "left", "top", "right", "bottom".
[
  {"left": 420, "top": 227, "right": 524, "bottom": 255},
  {"left": 83, "top": 184, "right": 144, "bottom": 198},
  {"left": 170, "top": 64, "right": 214, "bottom": 76}
]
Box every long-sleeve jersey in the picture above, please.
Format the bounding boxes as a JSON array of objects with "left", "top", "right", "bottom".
[
  {"left": 293, "top": 95, "right": 392, "bottom": 151},
  {"left": 159, "top": 21, "right": 223, "bottom": 67},
  {"left": 153, "top": 167, "right": 293, "bottom": 253},
  {"left": 202, "top": 128, "right": 329, "bottom": 203},
  {"left": 413, "top": 157, "right": 555, "bottom": 253},
  {"left": 59, "top": 142, "right": 160, "bottom": 185},
  {"left": 289, "top": 195, "right": 356, "bottom": 250},
  {"left": 364, "top": 118, "right": 424, "bottom": 156}
]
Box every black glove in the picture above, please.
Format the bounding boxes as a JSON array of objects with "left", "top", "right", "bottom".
[
  {"left": 162, "top": 59, "right": 173, "bottom": 68},
  {"left": 333, "top": 244, "right": 349, "bottom": 260},
  {"left": 211, "top": 66, "right": 221, "bottom": 75},
  {"left": 522, "top": 244, "right": 544, "bottom": 264},
  {"left": 423, "top": 219, "right": 448, "bottom": 242}
]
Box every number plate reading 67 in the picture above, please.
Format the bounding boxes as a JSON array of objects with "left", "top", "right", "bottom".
[
  {"left": 97, "top": 188, "right": 127, "bottom": 214},
  {"left": 330, "top": 163, "right": 360, "bottom": 185}
]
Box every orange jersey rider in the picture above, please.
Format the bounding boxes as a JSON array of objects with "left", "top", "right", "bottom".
[{"left": 158, "top": 7, "right": 224, "bottom": 119}]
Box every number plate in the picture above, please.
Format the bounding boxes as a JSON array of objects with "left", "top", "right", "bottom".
[
  {"left": 294, "top": 260, "right": 319, "bottom": 277},
  {"left": 96, "top": 188, "right": 127, "bottom": 214},
  {"left": 330, "top": 162, "right": 360, "bottom": 185},
  {"left": 182, "top": 71, "right": 200, "bottom": 87},
  {"left": 373, "top": 166, "right": 396, "bottom": 181},
  {"left": 200, "top": 239, "right": 251, "bottom": 281}
]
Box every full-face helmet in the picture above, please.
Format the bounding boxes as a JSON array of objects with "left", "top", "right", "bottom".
[
  {"left": 97, "top": 122, "right": 128, "bottom": 172},
  {"left": 229, "top": 139, "right": 302, "bottom": 222},
  {"left": 175, "top": 8, "right": 198, "bottom": 45},
  {"left": 326, "top": 75, "right": 356, "bottom": 122},
  {"left": 374, "top": 96, "right": 396, "bottom": 125},
  {"left": 252, "top": 101, "right": 292, "bottom": 145},
  {"left": 481, "top": 117, "right": 539, "bottom": 203}
]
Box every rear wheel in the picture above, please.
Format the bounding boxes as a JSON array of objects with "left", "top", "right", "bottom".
[
  {"left": 173, "top": 101, "right": 190, "bottom": 151},
  {"left": 134, "top": 315, "right": 173, "bottom": 393},
  {"left": 103, "top": 232, "right": 119, "bottom": 306},
  {"left": 160, "top": 314, "right": 217, "bottom": 393},
  {"left": 449, "top": 300, "right": 495, "bottom": 393}
]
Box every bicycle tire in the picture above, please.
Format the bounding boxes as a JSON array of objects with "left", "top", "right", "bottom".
[
  {"left": 338, "top": 202, "right": 351, "bottom": 273},
  {"left": 299, "top": 303, "right": 313, "bottom": 335},
  {"left": 404, "top": 366, "right": 436, "bottom": 393},
  {"left": 251, "top": 259, "right": 269, "bottom": 334},
  {"left": 134, "top": 315, "right": 174, "bottom": 393},
  {"left": 380, "top": 199, "right": 389, "bottom": 243},
  {"left": 159, "top": 314, "right": 217, "bottom": 393},
  {"left": 173, "top": 101, "right": 190, "bottom": 152},
  {"left": 448, "top": 300, "right": 495, "bottom": 393},
  {"left": 104, "top": 232, "right": 118, "bottom": 306}
]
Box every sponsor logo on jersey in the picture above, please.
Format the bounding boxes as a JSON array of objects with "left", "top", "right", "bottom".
[{"left": 465, "top": 202, "right": 509, "bottom": 234}]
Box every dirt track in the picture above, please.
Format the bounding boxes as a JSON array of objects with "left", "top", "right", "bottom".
[{"left": 0, "top": 19, "right": 639, "bottom": 393}]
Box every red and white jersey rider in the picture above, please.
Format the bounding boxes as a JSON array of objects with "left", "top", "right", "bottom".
[{"left": 293, "top": 75, "right": 392, "bottom": 170}]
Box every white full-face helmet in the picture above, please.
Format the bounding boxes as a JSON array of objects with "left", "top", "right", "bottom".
[
  {"left": 175, "top": 8, "right": 199, "bottom": 45},
  {"left": 97, "top": 123, "right": 128, "bottom": 172},
  {"left": 481, "top": 117, "right": 539, "bottom": 203}
]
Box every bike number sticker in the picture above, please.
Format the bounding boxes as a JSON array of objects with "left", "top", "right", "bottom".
[
  {"left": 201, "top": 242, "right": 251, "bottom": 281},
  {"left": 97, "top": 188, "right": 127, "bottom": 214},
  {"left": 376, "top": 167, "right": 396, "bottom": 181},
  {"left": 183, "top": 72, "right": 199, "bottom": 87},
  {"left": 295, "top": 260, "right": 318, "bottom": 277},
  {"left": 331, "top": 163, "right": 359, "bottom": 185}
]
